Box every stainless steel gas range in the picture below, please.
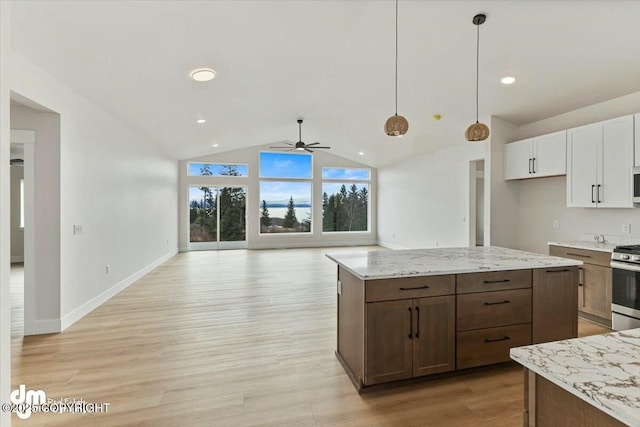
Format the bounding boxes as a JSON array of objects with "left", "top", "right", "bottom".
[{"left": 611, "top": 245, "right": 640, "bottom": 330}]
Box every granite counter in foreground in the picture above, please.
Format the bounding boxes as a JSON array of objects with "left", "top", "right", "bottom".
[
  {"left": 325, "top": 246, "right": 582, "bottom": 280},
  {"left": 510, "top": 329, "right": 640, "bottom": 426}
]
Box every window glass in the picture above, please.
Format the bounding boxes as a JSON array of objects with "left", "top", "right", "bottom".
[
  {"left": 322, "top": 168, "right": 370, "bottom": 180},
  {"left": 259, "top": 152, "right": 312, "bottom": 179},
  {"left": 188, "top": 163, "right": 248, "bottom": 177},
  {"left": 260, "top": 181, "right": 312, "bottom": 233},
  {"left": 322, "top": 183, "right": 368, "bottom": 232}
]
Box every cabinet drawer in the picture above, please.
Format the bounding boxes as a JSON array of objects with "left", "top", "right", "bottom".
[
  {"left": 457, "top": 270, "right": 532, "bottom": 294},
  {"left": 548, "top": 245, "right": 611, "bottom": 267},
  {"left": 457, "top": 288, "right": 532, "bottom": 331},
  {"left": 365, "top": 275, "right": 455, "bottom": 303},
  {"left": 457, "top": 324, "right": 532, "bottom": 369}
]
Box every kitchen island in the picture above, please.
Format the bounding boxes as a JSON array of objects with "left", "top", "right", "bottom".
[
  {"left": 511, "top": 329, "right": 640, "bottom": 426},
  {"left": 326, "top": 246, "right": 582, "bottom": 391}
]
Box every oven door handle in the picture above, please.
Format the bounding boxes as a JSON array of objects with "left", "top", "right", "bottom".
[{"left": 611, "top": 261, "right": 640, "bottom": 272}]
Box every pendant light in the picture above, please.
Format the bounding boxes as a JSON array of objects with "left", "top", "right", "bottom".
[
  {"left": 384, "top": 0, "right": 408, "bottom": 137},
  {"left": 465, "top": 13, "right": 490, "bottom": 142}
]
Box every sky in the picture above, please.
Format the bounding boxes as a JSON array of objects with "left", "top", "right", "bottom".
[{"left": 259, "top": 152, "right": 312, "bottom": 179}]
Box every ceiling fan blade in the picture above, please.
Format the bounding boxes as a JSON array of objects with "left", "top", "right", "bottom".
[
  {"left": 305, "top": 142, "right": 320, "bottom": 147},
  {"left": 304, "top": 148, "right": 314, "bottom": 153},
  {"left": 310, "top": 146, "right": 331, "bottom": 149},
  {"left": 269, "top": 146, "right": 290, "bottom": 149}
]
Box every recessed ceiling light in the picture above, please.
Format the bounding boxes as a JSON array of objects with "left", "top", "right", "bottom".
[
  {"left": 358, "top": 151, "right": 365, "bottom": 156},
  {"left": 190, "top": 68, "right": 216, "bottom": 82},
  {"left": 501, "top": 76, "right": 516, "bottom": 85},
  {"left": 196, "top": 118, "right": 206, "bottom": 124},
  {"left": 212, "top": 144, "right": 219, "bottom": 148}
]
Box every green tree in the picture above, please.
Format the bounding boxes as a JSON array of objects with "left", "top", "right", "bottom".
[
  {"left": 282, "top": 196, "right": 298, "bottom": 229},
  {"left": 322, "top": 192, "right": 334, "bottom": 231},
  {"left": 218, "top": 165, "right": 246, "bottom": 241},
  {"left": 260, "top": 200, "right": 272, "bottom": 232}
]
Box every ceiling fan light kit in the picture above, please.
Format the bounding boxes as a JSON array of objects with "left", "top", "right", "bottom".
[
  {"left": 465, "top": 13, "right": 490, "bottom": 142},
  {"left": 384, "top": 0, "right": 408, "bottom": 137}
]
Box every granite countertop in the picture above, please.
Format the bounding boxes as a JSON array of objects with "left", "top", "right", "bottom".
[
  {"left": 325, "top": 246, "right": 582, "bottom": 280},
  {"left": 548, "top": 240, "right": 618, "bottom": 253},
  {"left": 510, "top": 329, "right": 640, "bottom": 426}
]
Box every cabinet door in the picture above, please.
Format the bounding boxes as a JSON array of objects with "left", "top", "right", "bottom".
[
  {"left": 567, "top": 124, "right": 600, "bottom": 207},
  {"left": 533, "top": 130, "right": 566, "bottom": 177},
  {"left": 532, "top": 267, "right": 579, "bottom": 344},
  {"left": 598, "top": 115, "right": 634, "bottom": 208},
  {"left": 365, "top": 300, "right": 413, "bottom": 385},
  {"left": 413, "top": 296, "right": 455, "bottom": 377},
  {"left": 504, "top": 139, "right": 533, "bottom": 180},
  {"left": 579, "top": 264, "right": 612, "bottom": 320}
]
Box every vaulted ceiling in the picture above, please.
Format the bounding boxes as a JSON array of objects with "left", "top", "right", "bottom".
[{"left": 9, "top": 1, "right": 640, "bottom": 166}]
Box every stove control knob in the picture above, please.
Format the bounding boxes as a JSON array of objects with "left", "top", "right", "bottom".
[
  {"left": 633, "top": 256, "right": 640, "bottom": 262},
  {"left": 621, "top": 254, "right": 631, "bottom": 260}
]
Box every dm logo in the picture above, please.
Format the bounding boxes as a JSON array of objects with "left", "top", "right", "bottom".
[{"left": 10, "top": 384, "right": 46, "bottom": 419}]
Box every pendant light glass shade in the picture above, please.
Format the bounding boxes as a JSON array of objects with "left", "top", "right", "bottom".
[
  {"left": 466, "top": 13, "right": 489, "bottom": 142},
  {"left": 385, "top": 115, "right": 409, "bottom": 137},
  {"left": 385, "top": 0, "right": 408, "bottom": 137}
]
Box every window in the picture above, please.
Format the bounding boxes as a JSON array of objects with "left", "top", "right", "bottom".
[
  {"left": 188, "top": 163, "right": 248, "bottom": 177},
  {"left": 259, "top": 152, "right": 312, "bottom": 234},
  {"left": 322, "top": 168, "right": 370, "bottom": 232},
  {"left": 20, "top": 179, "right": 24, "bottom": 229}
]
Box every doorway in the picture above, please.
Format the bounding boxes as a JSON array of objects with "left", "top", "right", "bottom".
[
  {"left": 469, "top": 159, "right": 486, "bottom": 247},
  {"left": 188, "top": 185, "right": 247, "bottom": 250}
]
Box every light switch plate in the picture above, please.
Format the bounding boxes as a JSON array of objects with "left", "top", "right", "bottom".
[{"left": 622, "top": 223, "right": 631, "bottom": 234}]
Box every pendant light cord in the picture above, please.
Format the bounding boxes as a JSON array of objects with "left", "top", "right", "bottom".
[
  {"left": 475, "top": 21, "right": 479, "bottom": 124},
  {"left": 395, "top": 0, "right": 398, "bottom": 116},
  {"left": 299, "top": 121, "right": 302, "bottom": 142}
]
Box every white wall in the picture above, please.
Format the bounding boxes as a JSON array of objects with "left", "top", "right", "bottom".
[
  {"left": 8, "top": 51, "right": 179, "bottom": 333},
  {"left": 0, "top": 1, "right": 12, "bottom": 424},
  {"left": 10, "top": 164, "right": 23, "bottom": 261},
  {"left": 179, "top": 145, "right": 376, "bottom": 250},
  {"left": 377, "top": 141, "right": 487, "bottom": 249},
  {"left": 513, "top": 92, "right": 640, "bottom": 254}
]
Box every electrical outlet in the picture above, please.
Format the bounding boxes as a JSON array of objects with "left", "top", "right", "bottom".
[
  {"left": 553, "top": 220, "right": 559, "bottom": 229},
  {"left": 73, "top": 224, "right": 83, "bottom": 235},
  {"left": 622, "top": 224, "right": 631, "bottom": 234},
  {"left": 106, "top": 264, "right": 111, "bottom": 274}
]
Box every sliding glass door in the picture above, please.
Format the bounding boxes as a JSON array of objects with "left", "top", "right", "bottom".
[{"left": 189, "top": 186, "right": 247, "bottom": 249}]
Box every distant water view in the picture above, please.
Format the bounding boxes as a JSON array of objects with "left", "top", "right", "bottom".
[{"left": 266, "top": 207, "right": 312, "bottom": 220}]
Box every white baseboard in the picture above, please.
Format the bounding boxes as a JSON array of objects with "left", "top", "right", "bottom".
[
  {"left": 25, "top": 318, "right": 62, "bottom": 336},
  {"left": 11, "top": 255, "right": 24, "bottom": 263},
  {"left": 248, "top": 239, "right": 377, "bottom": 250},
  {"left": 377, "top": 240, "right": 407, "bottom": 250},
  {"left": 60, "top": 248, "right": 178, "bottom": 331}
]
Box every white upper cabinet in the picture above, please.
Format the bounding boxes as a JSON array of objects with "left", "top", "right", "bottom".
[
  {"left": 567, "top": 115, "right": 634, "bottom": 208},
  {"left": 635, "top": 113, "right": 640, "bottom": 167},
  {"left": 504, "top": 131, "right": 566, "bottom": 180}
]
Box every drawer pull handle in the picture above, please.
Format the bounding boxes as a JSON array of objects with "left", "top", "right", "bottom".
[
  {"left": 484, "top": 300, "right": 510, "bottom": 306},
  {"left": 415, "top": 307, "right": 420, "bottom": 338},
  {"left": 483, "top": 279, "right": 510, "bottom": 284},
  {"left": 545, "top": 269, "right": 571, "bottom": 273},
  {"left": 484, "top": 336, "right": 510, "bottom": 343},
  {"left": 399, "top": 285, "right": 430, "bottom": 291},
  {"left": 408, "top": 307, "right": 412, "bottom": 339},
  {"left": 566, "top": 252, "right": 591, "bottom": 258}
]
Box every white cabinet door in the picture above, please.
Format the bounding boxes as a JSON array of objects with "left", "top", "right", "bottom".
[
  {"left": 598, "top": 115, "right": 634, "bottom": 208},
  {"left": 635, "top": 113, "right": 640, "bottom": 167},
  {"left": 504, "top": 139, "right": 533, "bottom": 180},
  {"left": 567, "top": 123, "right": 599, "bottom": 207},
  {"left": 533, "top": 131, "right": 566, "bottom": 177}
]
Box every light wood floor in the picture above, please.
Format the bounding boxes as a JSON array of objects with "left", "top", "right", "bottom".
[{"left": 10, "top": 248, "right": 610, "bottom": 426}]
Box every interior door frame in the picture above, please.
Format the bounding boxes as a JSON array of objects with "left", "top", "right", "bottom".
[{"left": 188, "top": 184, "right": 248, "bottom": 250}]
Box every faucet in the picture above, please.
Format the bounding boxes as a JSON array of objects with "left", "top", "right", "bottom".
[{"left": 593, "top": 234, "right": 606, "bottom": 244}]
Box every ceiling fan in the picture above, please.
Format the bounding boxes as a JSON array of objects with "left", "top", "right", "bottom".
[{"left": 269, "top": 119, "right": 331, "bottom": 153}]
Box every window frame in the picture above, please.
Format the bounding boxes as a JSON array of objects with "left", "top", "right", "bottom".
[
  {"left": 321, "top": 168, "right": 371, "bottom": 234},
  {"left": 259, "top": 151, "right": 314, "bottom": 235}
]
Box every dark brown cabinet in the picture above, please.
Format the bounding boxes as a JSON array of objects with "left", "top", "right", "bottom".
[
  {"left": 549, "top": 245, "right": 611, "bottom": 326},
  {"left": 532, "top": 267, "right": 579, "bottom": 343},
  {"left": 364, "top": 295, "right": 455, "bottom": 386}
]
